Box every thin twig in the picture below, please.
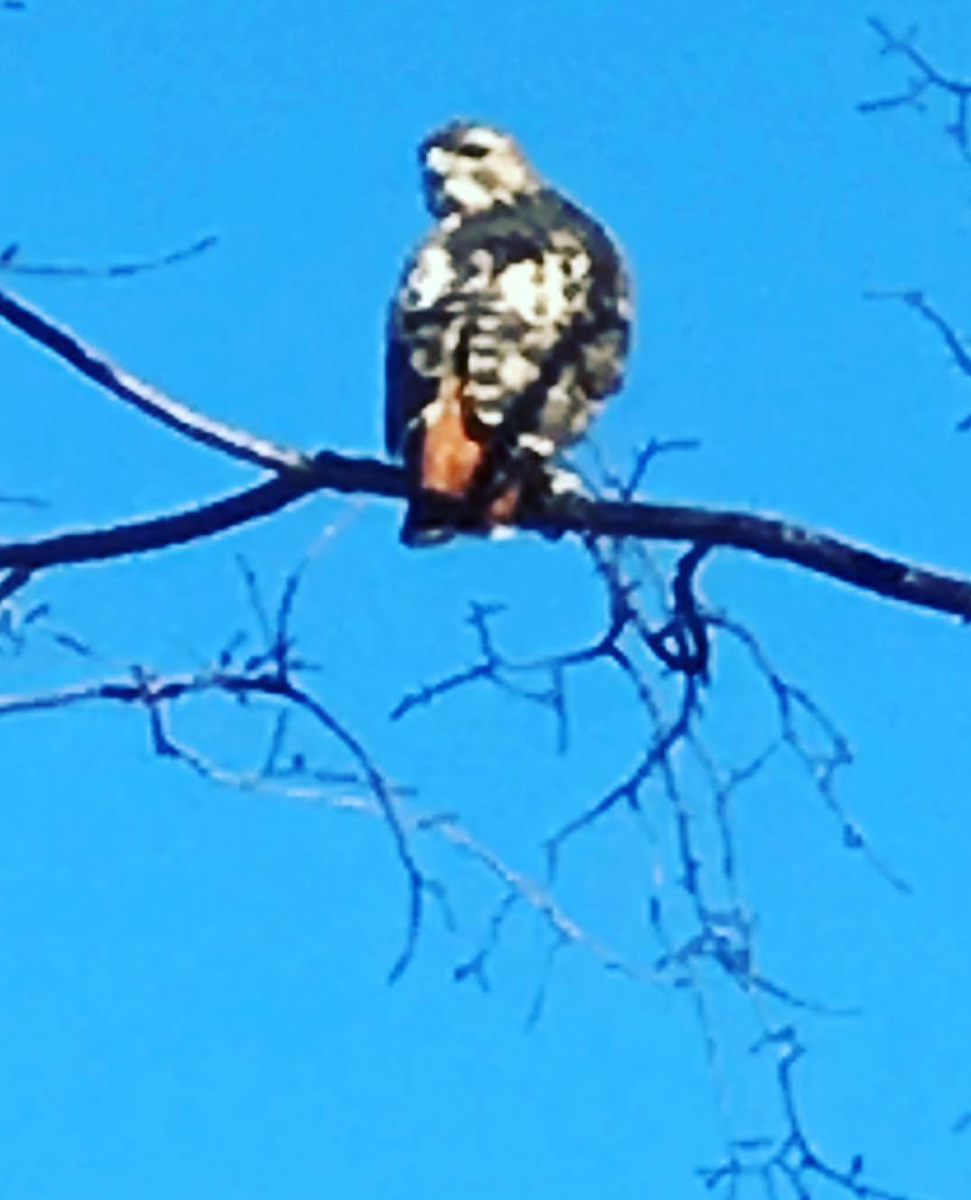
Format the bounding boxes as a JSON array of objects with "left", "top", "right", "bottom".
[
  {"left": 864, "top": 289, "right": 971, "bottom": 430},
  {"left": 0, "top": 235, "right": 218, "bottom": 279},
  {"left": 860, "top": 18, "right": 971, "bottom": 166}
]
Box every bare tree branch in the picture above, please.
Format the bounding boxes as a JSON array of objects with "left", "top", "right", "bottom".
[
  {"left": 0, "top": 22, "right": 954, "bottom": 1194},
  {"left": 859, "top": 17, "right": 971, "bottom": 166},
  {"left": 0, "top": 493, "right": 47, "bottom": 509},
  {"left": 0, "top": 454, "right": 398, "bottom": 569},
  {"left": 2, "top": 462, "right": 970, "bottom": 623},
  {"left": 0, "top": 567, "right": 32, "bottom": 604},
  {"left": 2, "top": 283, "right": 971, "bottom": 625},
  {"left": 0, "top": 235, "right": 218, "bottom": 279},
  {"left": 865, "top": 288, "right": 971, "bottom": 430},
  {"left": 711, "top": 614, "right": 910, "bottom": 894},
  {"left": 0, "top": 651, "right": 664, "bottom": 991},
  {"left": 698, "top": 1029, "right": 919, "bottom": 1199},
  {"left": 0, "top": 286, "right": 308, "bottom": 471},
  {"left": 0, "top": 494, "right": 919, "bottom": 1195}
]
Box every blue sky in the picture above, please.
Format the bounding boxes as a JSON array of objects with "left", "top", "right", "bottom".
[{"left": 1, "top": 2, "right": 971, "bottom": 1197}]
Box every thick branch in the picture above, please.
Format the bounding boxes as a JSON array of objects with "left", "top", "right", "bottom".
[
  {"left": 2, "top": 282, "right": 969, "bottom": 621},
  {"left": 561, "top": 499, "right": 971, "bottom": 619},
  {"left": 0, "top": 453, "right": 400, "bottom": 569},
  {"left": 1, "top": 454, "right": 970, "bottom": 621}
]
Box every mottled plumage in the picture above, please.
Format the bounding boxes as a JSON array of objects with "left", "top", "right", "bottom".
[{"left": 386, "top": 121, "right": 631, "bottom": 545}]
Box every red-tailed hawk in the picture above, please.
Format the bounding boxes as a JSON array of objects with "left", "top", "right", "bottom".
[{"left": 386, "top": 121, "right": 631, "bottom": 545}]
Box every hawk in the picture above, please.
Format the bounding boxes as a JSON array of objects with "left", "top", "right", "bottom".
[{"left": 386, "top": 120, "right": 632, "bottom": 545}]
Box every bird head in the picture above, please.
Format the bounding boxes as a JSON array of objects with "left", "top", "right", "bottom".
[{"left": 419, "top": 121, "right": 540, "bottom": 217}]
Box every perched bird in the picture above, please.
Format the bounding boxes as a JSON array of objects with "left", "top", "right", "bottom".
[{"left": 385, "top": 120, "right": 631, "bottom": 545}]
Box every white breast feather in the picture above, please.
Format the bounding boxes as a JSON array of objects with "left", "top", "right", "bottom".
[
  {"left": 497, "top": 254, "right": 580, "bottom": 325},
  {"left": 406, "top": 244, "right": 455, "bottom": 307},
  {"left": 497, "top": 352, "right": 540, "bottom": 392}
]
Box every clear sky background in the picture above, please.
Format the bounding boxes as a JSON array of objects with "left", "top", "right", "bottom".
[{"left": 1, "top": 2, "right": 970, "bottom": 1197}]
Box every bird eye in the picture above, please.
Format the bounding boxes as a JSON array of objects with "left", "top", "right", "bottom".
[{"left": 458, "top": 143, "right": 490, "bottom": 159}]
